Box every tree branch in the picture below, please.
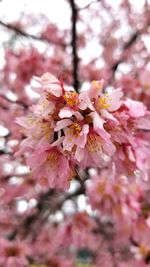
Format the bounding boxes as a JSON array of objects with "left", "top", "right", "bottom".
[
  {"left": 0, "top": 20, "right": 67, "bottom": 47},
  {"left": 110, "top": 19, "right": 150, "bottom": 80},
  {"left": 78, "top": 0, "right": 101, "bottom": 11},
  {"left": 69, "top": 0, "right": 80, "bottom": 92},
  {"left": 8, "top": 175, "right": 87, "bottom": 240}
]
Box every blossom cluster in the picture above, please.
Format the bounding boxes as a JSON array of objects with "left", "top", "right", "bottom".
[
  {"left": 87, "top": 169, "right": 143, "bottom": 222},
  {"left": 17, "top": 73, "right": 150, "bottom": 189},
  {"left": 0, "top": 238, "right": 29, "bottom": 267}
]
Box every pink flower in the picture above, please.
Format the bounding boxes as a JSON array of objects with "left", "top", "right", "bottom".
[
  {"left": 55, "top": 115, "right": 115, "bottom": 166},
  {"left": 0, "top": 238, "right": 29, "bottom": 267},
  {"left": 30, "top": 95, "right": 56, "bottom": 117},
  {"left": 17, "top": 115, "right": 54, "bottom": 141},
  {"left": 124, "top": 99, "right": 147, "bottom": 118},
  {"left": 88, "top": 80, "right": 123, "bottom": 114},
  {"left": 60, "top": 212, "right": 98, "bottom": 251},
  {"left": 55, "top": 119, "right": 89, "bottom": 157},
  {"left": 75, "top": 129, "right": 115, "bottom": 168},
  {"left": 88, "top": 79, "right": 104, "bottom": 100},
  {"left": 16, "top": 72, "right": 150, "bottom": 189},
  {"left": 88, "top": 85, "right": 123, "bottom": 127},
  {"left": 59, "top": 87, "right": 94, "bottom": 119},
  {"left": 27, "top": 144, "right": 74, "bottom": 189},
  {"left": 87, "top": 170, "right": 142, "bottom": 223},
  {"left": 79, "top": 91, "right": 95, "bottom": 111},
  {"left": 33, "top": 72, "right": 63, "bottom": 97},
  {"left": 95, "top": 88, "right": 123, "bottom": 113}
]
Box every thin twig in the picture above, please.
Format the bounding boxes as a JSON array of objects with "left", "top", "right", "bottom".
[
  {"left": 78, "top": 0, "right": 101, "bottom": 11},
  {"left": 110, "top": 19, "right": 150, "bottom": 80},
  {"left": 0, "top": 20, "right": 67, "bottom": 47}
]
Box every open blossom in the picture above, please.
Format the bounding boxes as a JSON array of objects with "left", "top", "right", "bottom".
[
  {"left": 0, "top": 239, "right": 29, "bottom": 267},
  {"left": 106, "top": 99, "right": 150, "bottom": 180},
  {"left": 88, "top": 80, "right": 123, "bottom": 119},
  {"left": 74, "top": 129, "right": 116, "bottom": 168},
  {"left": 27, "top": 144, "right": 74, "bottom": 189},
  {"left": 57, "top": 120, "right": 89, "bottom": 154},
  {"left": 124, "top": 99, "right": 147, "bottom": 118},
  {"left": 55, "top": 114, "right": 115, "bottom": 167},
  {"left": 59, "top": 212, "right": 99, "bottom": 251},
  {"left": 33, "top": 72, "right": 63, "bottom": 97},
  {"left": 16, "top": 115, "right": 54, "bottom": 146},
  {"left": 87, "top": 171, "right": 143, "bottom": 224},
  {"left": 16, "top": 72, "right": 150, "bottom": 189}
]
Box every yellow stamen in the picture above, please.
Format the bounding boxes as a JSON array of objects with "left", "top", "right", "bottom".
[
  {"left": 96, "top": 93, "right": 111, "bottom": 109},
  {"left": 143, "top": 84, "right": 150, "bottom": 91},
  {"left": 86, "top": 133, "right": 102, "bottom": 152},
  {"left": 64, "top": 91, "right": 79, "bottom": 107},
  {"left": 27, "top": 116, "right": 36, "bottom": 125},
  {"left": 36, "top": 121, "right": 52, "bottom": 140},
  {"left": 47, "top": 151, "right": 58, "bottom": 168},
  {"left": 41, "top": 98, "right": 49, "bottom": 108},
  {"left": 46, "top": 92, "right": 53, "bottom": 101},
  {"left": 47, "top": 151, "right": 58, "bottom": 161},
  {"left": 92, "top": 80, "right": 103, "bottom": 90},
  {"left": 97, "top": 182, "right": 106, "bottom": 194},
  {"left": 139, "top": 244, "right": 149, "bottom": 257},
  {"left": 114, "top": 183, "right": 122, "bottom": 193},
  {"left": 69, "top": 122, "right": 81, "bottom": 136}
]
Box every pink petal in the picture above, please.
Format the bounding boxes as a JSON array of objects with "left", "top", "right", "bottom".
[
  {"left": 59, "top": 107, "right": 75, "bottom": 118},
  {"left": 124, "top": 99, "right": 146, "bottom": 118},
  {"left": 88, "top": 79, "right": 104, "bottom": 100},
  {"left": 90, "top": 111, "right": 105, "bottom": 130},
  {"left": 79, "top": 92, "right": 95, "bottom": 111},
  {"left": 107, "top": 88, "right": 123, "bottom": 112},
  {"left": 55, "top": 119, "right": 72, "bottom": 131}
]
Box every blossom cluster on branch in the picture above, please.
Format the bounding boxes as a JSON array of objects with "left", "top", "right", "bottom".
[
  {"left": 17, "top": 72, "right": 150, "bottom": 190},
  {"left": 0, "top": 0, "right": 150, "bottom": 266}
]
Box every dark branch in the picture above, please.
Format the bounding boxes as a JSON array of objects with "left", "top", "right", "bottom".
[
  {"left": 8, "top": 174, "right": 87, "bottom": 240},
  {"left": 110, "top": 19, "right": 150, "bottom": 81},
  {"left": 0, "top": 94, "right": 29, "bottom": 109},
  {"left": 78, "top": 0, "right": 101, "bottom": 11},
  {"left": 69, "top": 0, "right": 80, "bottom": 92},
  {"left": 110, "top": 31, "right": 139, "bottom": 76},
  {"left": 0, "top": 20, "right": 67, "bottom": 47},
  {"left": 123, "top": 32, "right": 139, "bottom": 50}
]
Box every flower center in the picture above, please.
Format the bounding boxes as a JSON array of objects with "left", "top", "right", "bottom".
[
  {"left": 70, "top": 122, "right": 82, "bottom": 136},
  {"left": 47, "top": 150, "right": 59, "bottom": 168},
  {"left": 86, "top": 132, "right": 102, "bottom": 152},
  {"left": 5, "top": 246, "right": 20, "bottom": 257},
  {"left": 96, "top": 93, "right": 111, "bottom": 109},
  {"left": 92, "top": 80, "right": 103, "bottom": 90},
  {"left": 139, "top": 244, "right": 149, "bottom": 258},
  {"left": 46, "top": 92, "right": 53, "bottom": 101},
  {"left": 64, "top": 91, "right": 79, "bottom": 108},
  {"left": 97, "top": 182, "right": 106, "bottom": 194},
  {"left": 32, "top": 120, "right": 52, "bottom": 140}
]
